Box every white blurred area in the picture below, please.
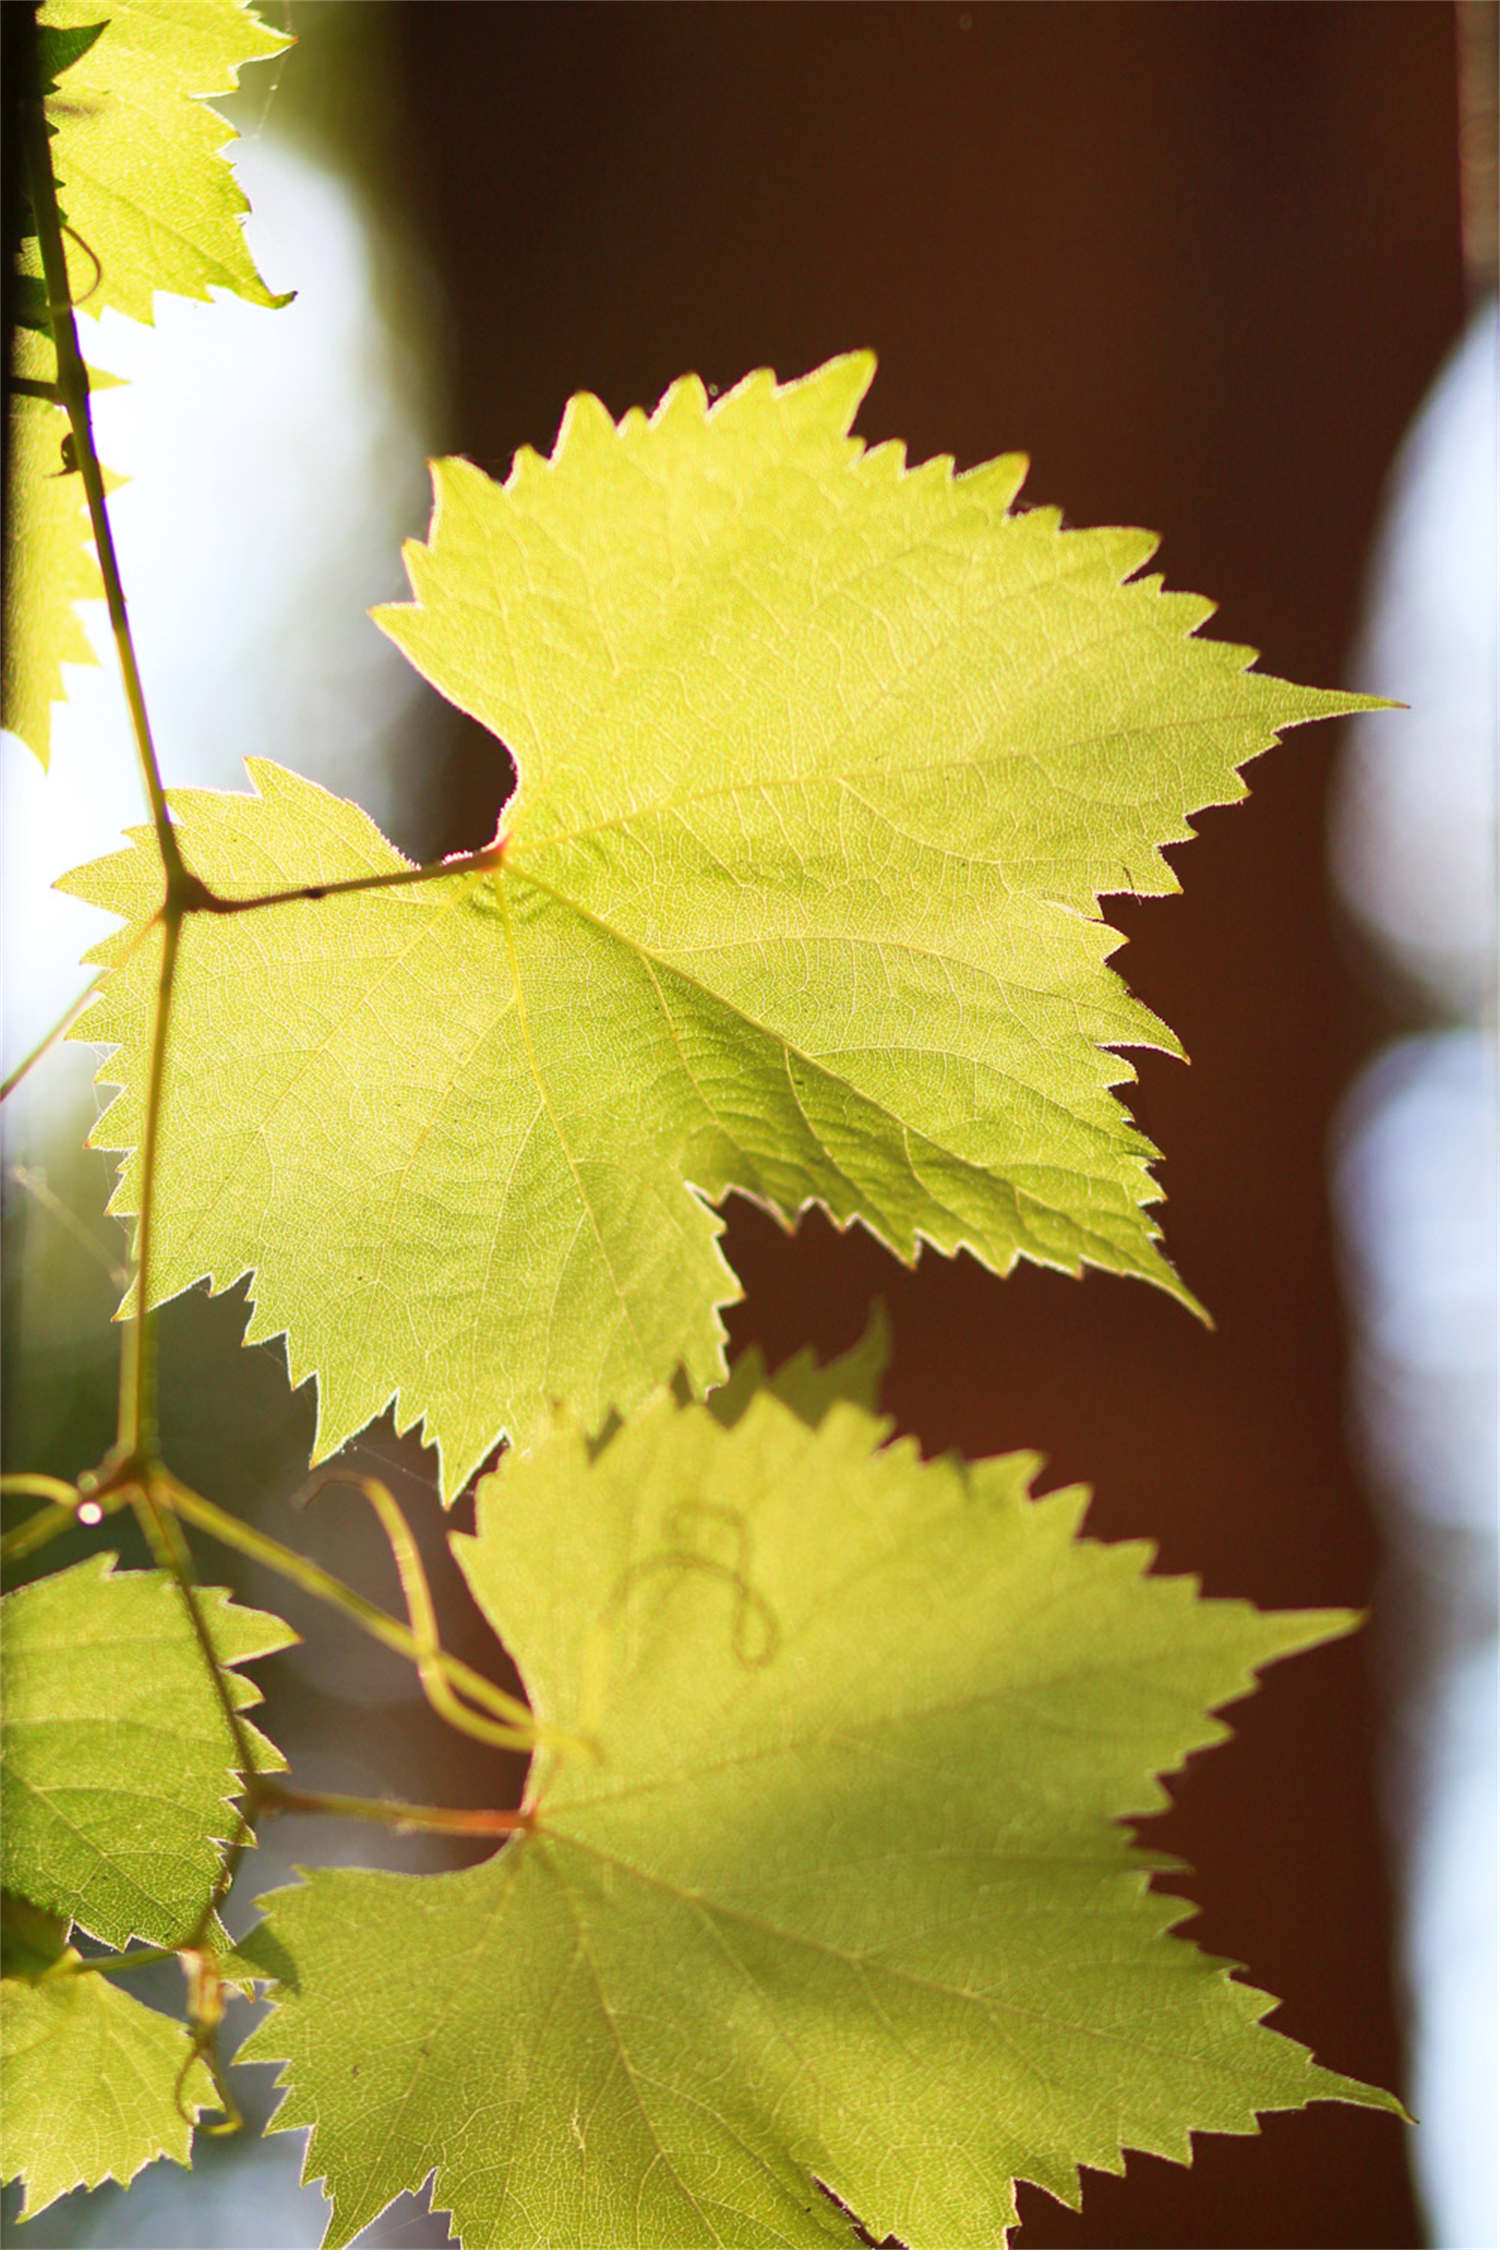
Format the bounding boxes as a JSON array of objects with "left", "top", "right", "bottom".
[
  {"left": 1330, "top": 301, "right": 1498, "bottom": 2250},
  {"left": 1, "top": 127, "right": 435, "bottom": 1129}
]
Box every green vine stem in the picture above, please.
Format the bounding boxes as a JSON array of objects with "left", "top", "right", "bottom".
[
  {"left": 0, "top": 1471, "right": 127, "bottom": 1569},
  {"left": 17, "top": 20, "right": 261, "bottom": 2111},
  {"left": 1, "top": 910, "right": 155, "bottom": 1108},
  {"left": 1, "top": 1471, "right": 85, "bottom": 1509},
  {"left": 7, "top": 1164, "right": 128, "bottom": 1284},
  {"left": 63, "top": 1944, "right": 180, "bottom": 1980},
  {"left": 16, "top": 21, "right": 185, "bottom": 890},
  {"left": 115, "top": 914, "right": 179, "bottom": 1458},
  {"left": 8, "top": 23, "right": 550, "bottom": 2134},
  {"left": 186, "top": 839, "right": 507, "bottom": 918},
  {"left": 258, "top": 1780, "right": 534, "bottom": 1838},
  {"left": 0, "top": 1465, "right": 560, "bottom": 1757}
]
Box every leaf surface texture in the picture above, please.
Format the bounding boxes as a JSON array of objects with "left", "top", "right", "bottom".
[
  {"left": 27, "top": 0, "right": 290, "bottom": 324},
  {"left": 63, "top": 359, "right": 1373, "bottom": 1494},
  {"left": 240, "top": 1385, "right": 1397, "bottom": 2249},
  {"left": 1, "top": 1959, "right": 213, "bottom": 2216},
  {"left": 0, "top": 1556, "right": 293, "bottom": 1950},
  {"left": 2, "top": 332, "right": 104, "bottom": 767}
]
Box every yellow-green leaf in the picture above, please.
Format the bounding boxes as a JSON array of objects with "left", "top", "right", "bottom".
[
  {"left": 240, "top": 1380, "right": 1398, "bottom": 2250},
  {"left": 0, "top": 1557, "right": 294, "bottom": 1950},
  {"left": 29, "top": 0, "right": 291, "bottom": 325},
  {"left": 1, "top": 1959, "right": 213, "bottom": 2218},
  {"left": 63, "top": 359, "right": 1378, "bottom": 1495},
  {"left": 2, "top": 330, "right": 103, "bottom": 767}
]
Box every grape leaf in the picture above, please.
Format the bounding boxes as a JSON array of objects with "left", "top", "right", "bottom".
[
  {"left": 1, "top": 1957, "right": 214, "bottom": 2217},
  {"left": 238, "top": 1383, "right": 1398, "bottom": 2250},
  {"left": 0, "top": 1555, "right": 294, "bottom": 1951},
  {"left": 23, "top": 0, "right": 291, "bottom": 326},
  {"left": 2, "top": 330, "right": 105, "bottom": 768},
  {"left": 61, "top": 359, "right": 1378, "bottom": 1497}
]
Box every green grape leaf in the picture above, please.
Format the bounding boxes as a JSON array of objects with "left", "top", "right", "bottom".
[
  {"left": 2, "top": 330, "right": 104, "bottom": 768},
  {"left": 239, "top": 1384, "right": 1398, "bottom": 2250},
  {"left": 0, "top": 1556, "right": 295, "bottom": 1951},
  {"left": 62, "top": 359, "right": 1378, "bottom": 1496},
  {"left": 24, "top": 0, "right": 291, "bottom": 326},
  {"left": 1, "top": 1958, "right": 213, "bottom": 2217}
]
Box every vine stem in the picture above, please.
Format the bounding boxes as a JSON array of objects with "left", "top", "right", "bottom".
[
  {"left": 258, "top": 1779, "right": 533, "bottom": 1838},
  {"left": 17, "top": 25, "right": 185, "bottom": 891},
  {"left": 10, "top": 33, "right": 549, "bottom": 2117},
  {"left": 115, "top": 913, "right": 178, "bottom": 1458},
  {"left": 299, "top": 1470, "right": 537, "bottom": 1750},
  {"left": 8, "top": 1162, "right": 128, "bottom": 1283},
  {"left": 19, "top": 45, "right": 180, "bottom": 881},
  {"left": 18, "top": 21, "right": 252, "bottom": 2114},
  {"left": 1, "top": 913, "right": 156, "bottom": 1107},
  {"left": 66, "top": 1945, "right": 180, "bottom": 1980},
  {"left": 188, "top": 840, "right": 506, "bottom": 918},
  {"left": 1, "top": 1471, "right": 83, "bottom": 1507}
]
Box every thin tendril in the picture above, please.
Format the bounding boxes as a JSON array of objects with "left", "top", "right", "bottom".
[
  {"left": 7, "top": 1163, "right": 128, "bottom": 1284},
  {"left": 297, "top": 1470, "right": 535, "bottom": 1752},
  {"left": 1, "top": 967, "right": 108, "bottom": 1103},
  {"left": 155, "top": 1468, "right": 571, "bottom": 1749}
]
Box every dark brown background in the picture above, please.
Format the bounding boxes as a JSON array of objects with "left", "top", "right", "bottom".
[{"left": 376, "top": 6, "right": 1464, "bottom": 2244}]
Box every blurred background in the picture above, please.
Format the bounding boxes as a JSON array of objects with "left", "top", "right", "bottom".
[{"left": 3, "top": 4, "right": 1494, "bottom": 2245}]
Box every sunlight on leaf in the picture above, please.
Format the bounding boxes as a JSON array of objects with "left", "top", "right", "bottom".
[
  {"left": 240, "top": 1377, "right": 1398, "bottom": 2250},
  {"left": 1, "top": 1961, "right": 214, "bottom": 2218},
  {"left": 0, "top": 1557, "right": 294, "bottom": 1950},
  {"left": 60, "top": 359, "right": 1377, "bottom": 1495}
]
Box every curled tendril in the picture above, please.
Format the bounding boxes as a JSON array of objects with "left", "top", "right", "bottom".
[
  {"left": 59, "top": 222, "right": 102, "bottom": 307},
  {"left": 295, "top": 1470, "right": 537, "bottom": 1753},
  {"left": 173, "top": 1951, "right": 241, "bottom": 2135}
]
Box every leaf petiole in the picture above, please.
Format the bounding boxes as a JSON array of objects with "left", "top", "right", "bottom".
[{"left": 257, "top": 1779, "right": 533, "bottom": 1838}]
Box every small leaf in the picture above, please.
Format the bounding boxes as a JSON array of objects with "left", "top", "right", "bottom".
[
  {"left": 22, "top": 0, "right": 292, "bottom": 326},
  {"left": 0, "top": 1556, "right": 295, "bottom": 1951},
  {"left": 240, "top": 1383, "right": 1398, "bottom": 2250},
  {"left": 61, "top": 360, "right": 1380, "bottom": 1495},
  {"left": 1, "top": 1959, "right": 213, "bottom": 2217}
]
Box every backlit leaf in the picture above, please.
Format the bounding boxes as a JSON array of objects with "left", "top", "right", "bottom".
[
  {"left": 0, "top": 1556, "right": 294, "bottom": 1950},
  {"left": 61, "top": 360, "right": 1377, "bottom": 1495},
  {"left": 1, "top": 1959, "right": 214, "bottom": 2218},
  {"left": 25, "top": 0, "right": 291, "bottom": 325},
  {"left": 1, "top": 331, "right": 103, "bottom": 768},
  {"left": 240, "top": 1381, "right": 1397, "bottom": 2249}
]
